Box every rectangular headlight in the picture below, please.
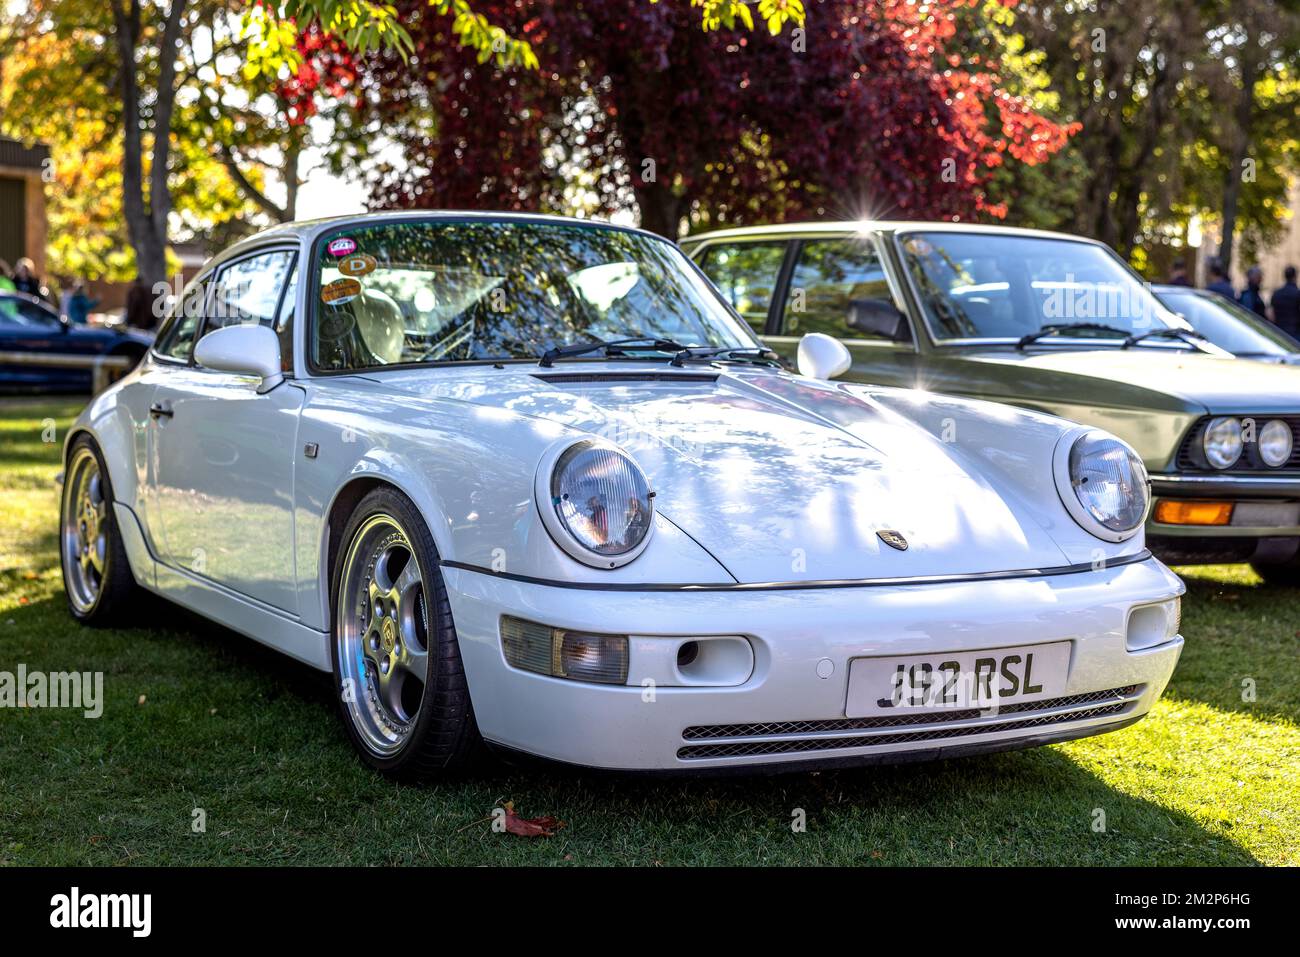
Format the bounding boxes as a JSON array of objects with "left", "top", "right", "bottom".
[{"left": 500, "top": 616, "right": 629, "bottom": 685}]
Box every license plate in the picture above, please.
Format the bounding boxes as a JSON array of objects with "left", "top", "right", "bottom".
[{"left": 845, "top": 642, "right": 1071, "bottom": 718}]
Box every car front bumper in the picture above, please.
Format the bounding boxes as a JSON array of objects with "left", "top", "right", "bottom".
[
  {"left": 442, "top": 556, "right": 1185, "bottom": 771},
  {"left": 1148, "top": 474, "right": 1300, "bottom": 564}
]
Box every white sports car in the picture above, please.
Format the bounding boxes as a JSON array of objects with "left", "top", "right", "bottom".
[{"left": 60, "top": 212, "right": 1184, "bottom": 775}]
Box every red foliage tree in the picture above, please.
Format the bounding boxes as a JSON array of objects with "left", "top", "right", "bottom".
[{"left": 354, "top": 0, "right": 1076, "bottom": 235}]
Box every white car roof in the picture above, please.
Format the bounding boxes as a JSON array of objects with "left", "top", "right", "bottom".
[{"left": 679, "top": 220, "right": 1105, "bottom": 248}]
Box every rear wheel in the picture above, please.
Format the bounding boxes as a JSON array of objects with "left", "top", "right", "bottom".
[
  {"left": 330, "top": 487, "right": 481, "bottom": 778},
  {"left": 59, "top": 437, "right": 139, "bottom": 624}
]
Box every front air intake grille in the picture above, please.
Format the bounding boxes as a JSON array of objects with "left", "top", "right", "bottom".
[
  {"left": 677, "top": 686, "right": 1140, "bottom": 760},
  {"left": 1176, "top": 415, "right": 1300, "bottom": 472}
]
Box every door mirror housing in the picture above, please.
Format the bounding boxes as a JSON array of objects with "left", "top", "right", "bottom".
[
  {"left": 796, "top": 332, "right": 852, "bottom": 380},
  {"left": 194, "top": 324, "right": 284, "bottom": 392},
  {"left": 847, "top": 297, "right": 907, "bottom": 341}
]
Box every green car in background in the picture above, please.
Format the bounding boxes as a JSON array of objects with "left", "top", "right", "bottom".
[{"left": 682, "top": 221, "right": 1300, "bottom": 582}]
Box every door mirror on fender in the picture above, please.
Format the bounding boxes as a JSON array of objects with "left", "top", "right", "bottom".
[
  {"left": 193, "top": 324, "right": 284, "bottom": 393},
  {"left": 847, "top": 298, "right": 908, "bottom": 341}
]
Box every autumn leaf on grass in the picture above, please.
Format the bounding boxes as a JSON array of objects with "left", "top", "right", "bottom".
[{"left": 499, "top": 801, "right": 564, "bottom": 838}]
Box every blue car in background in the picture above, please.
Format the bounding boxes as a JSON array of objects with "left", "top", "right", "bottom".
[{"left": 0, "top": 292, "right": 153, "bottom": 392}]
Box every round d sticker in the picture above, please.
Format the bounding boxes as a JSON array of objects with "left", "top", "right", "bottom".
[{"left": 338, "top": 253, "right": 377, "bottom": 278}]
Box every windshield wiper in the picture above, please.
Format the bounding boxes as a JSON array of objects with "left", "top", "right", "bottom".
[
  {"left": 538, "top": 337, "right": 690, "bottom": 367},
  {"left": 1122, "top": 327, "right": 1217, "bottom": 354},
  {"left": 669, "top": 346, "right": 782, "bottom": 368},
  {"left": 1016, "top": 322, "right": 1132, "bottom": 350}
]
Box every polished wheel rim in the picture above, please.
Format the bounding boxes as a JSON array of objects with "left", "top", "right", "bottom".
[
  {"left": 62, "top": 448, "right": 107, "bottom": 613},
  {"left": 337, "top": 514, "right": 430, "bottom": 756}
]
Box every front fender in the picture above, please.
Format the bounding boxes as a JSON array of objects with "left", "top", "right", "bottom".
[{"left": 294, "top": 381, "right": 735, "bottom": 632}]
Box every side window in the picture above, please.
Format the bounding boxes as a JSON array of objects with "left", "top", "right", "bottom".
[
  {"left": 154, "top": 276, "right": 209, "bottom": 361},
  {"left": 205, "top": 250, "right": 295, "bottom": 336},
  {"left": 783, "top": 237, "right": 905, "bottom": 340},
  {"left": 695, "top": 241, "right": 787, "bottom": 334}
]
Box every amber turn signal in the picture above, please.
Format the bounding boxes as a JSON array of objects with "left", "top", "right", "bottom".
[{"left": 1153, "top": 500, "right": 1234, "bottom": 526}]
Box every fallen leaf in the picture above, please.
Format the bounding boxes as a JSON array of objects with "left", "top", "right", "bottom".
[
  {"left": 500, "top": 803, "right": 564, "bottom": 838},
  {"left": 137, "top": 694, "right": 147, "bottom": 706}
]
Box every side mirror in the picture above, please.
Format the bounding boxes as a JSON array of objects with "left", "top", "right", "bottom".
[
  {"left": 846, "top": 298, "right": 907, "bottom": 340},
  {"left": 194, "top": 323, "right": 283, "bottom": 393},
  {"left": 796, "top": 332, "right": 852, "bottom": 380}
]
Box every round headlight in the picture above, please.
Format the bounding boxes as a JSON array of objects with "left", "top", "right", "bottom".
[
  {"left": 540, "top": 441, "right": 654, "bottom": 568},
  {"left": 1202, "top": 416, "right": 1243, "bottom": 469},
  {"left": 1058, "top": 430, "right": 1150, "bottom": 540},
  {"left": 1258, "top": 419, "right": 1293, "bottom": 468}
]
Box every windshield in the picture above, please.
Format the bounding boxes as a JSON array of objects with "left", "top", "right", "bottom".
[
  {"left": 310, "top": 220, "right": 755, "bottom": 370},
  {"left": 1159, "top": 289, "right": 1299, "bottom": 357},
  {"left": 898, "top": 232, "right": 1177, "bottom": 342}
]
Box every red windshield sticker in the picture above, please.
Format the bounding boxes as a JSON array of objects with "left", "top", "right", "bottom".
[{"left": 328, "top": 237, "right": 357, "bottom": 257}]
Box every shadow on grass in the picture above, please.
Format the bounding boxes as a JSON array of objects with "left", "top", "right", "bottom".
[{"left": 1170, "top": 573, "right": 1300, "bottom": 724}]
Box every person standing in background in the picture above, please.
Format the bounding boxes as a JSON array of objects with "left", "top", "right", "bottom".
[
  {"left": 11, "top": 258, "right": 52, "bottom": 303},
  {"left": 1271, "top": 266, "right": 1300, "bottom": 337},
  {"left": 1206, "top": 260, "right": 1235, "bottom": 300},
  {"left": 1240, "top": 266, "right": 1269, "bottom": 318},
  {"left": 124, "top": 278, "right": 155, "bottom": 330},
  {"left": 1167, "top": 258, "right": 1192, "bottom": 286},
  {"left": 65, "top": 280, "right": 100, "bottom": 325}
]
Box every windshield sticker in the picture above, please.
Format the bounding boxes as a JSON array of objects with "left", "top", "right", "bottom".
[
  {"left": 338, "top": 253, "right": 378, "bottom": 278},
  {"left": 327, "top": 237, "right": 358, "bottom": 257},
  {"left": 322, "top": 277, "right": 362, "bottom": 305}
]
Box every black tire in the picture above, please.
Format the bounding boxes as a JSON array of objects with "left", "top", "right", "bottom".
[
  {"left": 1250, "top": 559, "right": 1300, "bottom": 586},
  {"left": 59, "top": 435, "right": 140, "bottom": 625},
  {"left": 330, "top": 486, "right": 482, "bottom": 779}
]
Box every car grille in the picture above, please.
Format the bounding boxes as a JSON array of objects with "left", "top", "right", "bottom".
[
  {"left": 677, "top": 685, "right": 1141, "bottom": 760},
  {"left": 1176, "top": 415, "right": 1300, "bottom": 472}
]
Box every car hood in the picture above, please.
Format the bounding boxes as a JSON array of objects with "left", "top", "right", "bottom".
[
  {"left": 371, "top": 365, "right": 1080, "bottom": 584},
  {"left": 973, "top": 348, "right": 1300, "bottom": 414}
]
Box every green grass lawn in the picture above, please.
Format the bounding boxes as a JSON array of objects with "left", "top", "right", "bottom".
[{"left": 1, "top": 398, "right": 1297, "bottom": 866}]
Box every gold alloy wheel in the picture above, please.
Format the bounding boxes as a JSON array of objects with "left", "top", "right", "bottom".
[
  {"left": 336, "top": 513, "right": 431, "bottom": 756},
  {"left": 62, "top": 446, "right": 108, "bottom": 614}
]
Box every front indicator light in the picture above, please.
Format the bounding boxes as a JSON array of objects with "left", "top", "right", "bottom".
[
  {"left": 500, "top": 616, "right": 628, "bottom": 685},
  {"left": 1154, "top": 499, "right": 1234, "bottom": 526}
]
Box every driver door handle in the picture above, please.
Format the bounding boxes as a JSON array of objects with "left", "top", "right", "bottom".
[{"left": 149, "top": 402, "right": 174, "bottom": 419}]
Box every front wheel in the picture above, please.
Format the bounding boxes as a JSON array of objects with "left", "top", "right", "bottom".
[
  {"left": 330, "top": 487, "right": 481, "bottom": 778},
  {"left": 60, "top": 437, "right": 139, "bottom": 624}
]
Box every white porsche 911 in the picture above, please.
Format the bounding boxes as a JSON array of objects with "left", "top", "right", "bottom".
[{"left": 60, "top": 212, "right": 1184, "bottom": 776}]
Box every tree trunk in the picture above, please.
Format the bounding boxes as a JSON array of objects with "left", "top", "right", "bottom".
[
  {"left": 112, "top": 0, "right": 187, "bottom": 291},
  {"left": 1220, "top": 30, "right": 1260, "bottom": 276},
  {"left": 633, "top": 182, "right": 685, "bottom": 239}
]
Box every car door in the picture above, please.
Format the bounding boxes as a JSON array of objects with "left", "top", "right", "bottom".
[
  {"left": 147, "top": 247, "right": 304, "bottom": 614},
  {"left": 767, "top": 235, "right": 920, "bottom": 386},
  {"left": 0, "top": 296, "right": 88, "bottom": 389}
]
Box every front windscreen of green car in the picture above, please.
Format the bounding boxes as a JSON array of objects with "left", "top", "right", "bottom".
[
  {"left": 897, "top": 231, "right": 1177, "bottom": 343},
  {"left": 310, "top": 219, "right": 756, "bottom": 370}
]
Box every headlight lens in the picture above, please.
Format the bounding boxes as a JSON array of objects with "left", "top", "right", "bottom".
[
  {"left": 1069, "top": 431, "right": 1149, "bottom": 533},
  {"left": 1202, "top": 416, "right": 1243, "bottom": 469},
  {"left": 1258, "top": 419, "right": 1293, "bottom": 467},
  {"left": 549, "top": 441, "right": 654, "bottom": 562}
]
